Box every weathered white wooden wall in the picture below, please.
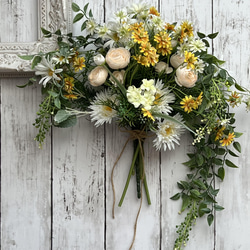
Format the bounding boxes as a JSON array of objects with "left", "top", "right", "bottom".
[{"left": 1, "top": 0, "right": 250, "bottom": 249}]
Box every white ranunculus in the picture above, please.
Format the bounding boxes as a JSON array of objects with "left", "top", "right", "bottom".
[
  {"left": 170, "top": 54, "right": 185, "bottom": 68},
  {"left": 155, "top": 61, "right": 173, "bottom": 74},
  {"left": 93, "top": 54, "right": 105, "bottom": 65},
  {"left": 175, "top": 67, "right": 198, "bottom": 88},
  {"left": 88, "top": 66, "right": 108, "bottom": 86},
  {"left": 105, "top": 47, "right": 130, "bottom": 69},
  {"left": 110, "top": 70, "right": 125, "bottom": 85}
]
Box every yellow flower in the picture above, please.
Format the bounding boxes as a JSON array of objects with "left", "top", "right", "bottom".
[
  {"left": 228, "top": 91, "right": 241, "bottom": 107},
  {"left": 64, "top": 76, "right": 74, "bottom": 93},
  {"left": 73, "top": 57, "right": 86, "bottom": 72},
  {"left": 165, "top": 23, "right": 175, "bottom": 32},
  {"left": 184, "top": 51, "right": 197, "bottom": 69},
  {"left": 215, "top": 126, "right": 225, "bottom": 141},
  {"left": 180, "top": 95, "right": 196, "bottom": 113},
  {"left": 134, "top": 43, "right": 159, "bottom": 67},
  {"left": 141, "top": 108, "right": 155, "bottom": 121},
  {"left": 131, "top": 24, "right": 149, "bottom": 45},
  {"left": 220, "top": 132, "right": 235, "bottom": 146},
  {"left": 149, "top": 6, "right": 160, "bottom": 16},
  {"left": 180, "top": 21, "right": 193, "bottom": 43},
  {"left": 64, "top": 94, "right": 78, "bottom": 100},
  {"left": 154, "top": 31, "right": 172, "bottom": 56},
  {"left": 195, "top": 92, "right": 203, "bottom": 106}
]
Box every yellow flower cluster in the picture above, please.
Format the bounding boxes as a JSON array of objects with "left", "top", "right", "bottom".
[
  {"left": 130, "top": 23, "right": 159, "bottom": 67},
  {"left": 180, "top": 92, "right": 203, "bottom": 113},
  {"left": 154, "top": 31, "right": 172, "bottom": 56},
  {"left": 63, "top": 76, "right": 78, "bottom": 100},
  {"left": 179, "top": 21, "right": 194, "bottom": 43},
  {"left": 184, "top": 51, "right": 197, "bottom": 69}
]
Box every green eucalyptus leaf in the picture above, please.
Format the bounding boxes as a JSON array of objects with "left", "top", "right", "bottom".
[
  {"left": 56, "top": 115, "right": 77, "bottom": 128},
  {"left": 89, "top": 9, "right": 93, "bottom": 17},
  {"left": 193, "top": 179, "right": 207, "bottom": 190},
  {"left": 55, "top": 29, "right": 61, "bottom": 36},
  {"left": 218, "top": 167, "right": 225, "bottom": 181},
  {"left": 197, "top": 31, "right": 206, "bottom": 38},
  {"left": 214, "top": 147, "right": 226, "bottom": 155},
  {"left": 214, "top": 204, "right": 224, "bottom": 211},
  {"left": 48, "top": 91, "right": 59, "bottom": 98},
  {"left": 225, "top": 159, "right": 238, "bottom": 168},
  {"left": 228, "top": 150, "right": 239, "bottom": 157},
  {"left": 208, "top": 186, "right": 220, "bottom": 196},
  {"left": 170, "top": 193, "right": 181, "bottom": 200},
  {"left": 208, "top": 32, "right": 219, "bottom": 39},
  {"left": 201, "top": 208, "right": 211, "bottom": 214},
  {"left": 180, "top": 181, "right": 190, "bottom": 190},
  {"left": 81, "top": 20, "right": 87, "bottom": 31},
  {"left": 72, "top": 2, "right": 80, "bottom": 12},
  {"left": 207, "top": 214, "right": 214, "bottom": 226},
  {"left": 190, "top": 189, "right": 201, "bottom": 199},
  {"left": 234, "top": 132, "right": 243, "bottom": 138},
  {"left": 54, "top": 110, "right": 71, "bottom": 123},
  {"left": 18, "top": 55, "right": 35, "bottom": 60},
  {"left": 213, "top": 158, "right": 223, "bottom": 165},
  {"left": 202, "top": 39, "right": 210, "bottom": 47},
  {"left": 235, "top": 83, "right": 246, "bottom": 92},
  {"left": 54, "top": 97, "right": 61, "bottom": 109},
  {"left": 31, "top": 56, "right": 42, "bottom": 69},
  {"left": 84, "top": 3, "right": 89, "bottom": 13},
  {"left": 180, "top": 194, "right": 191, "bottom": 212},
  {"left": 73, "top": 13, "right": 84, "bottom": 23},
  {"left": 196, "top": 154, "right": 204, "bottom": 166},
  {"left": 198, "top": 203, "right": 207, "bottom": 217},
  {"left": 41, "top": 27, "right": 51, "bottom": 35},
  {"left": 219, "top": 69, "right": 227, "bottom": 79}
]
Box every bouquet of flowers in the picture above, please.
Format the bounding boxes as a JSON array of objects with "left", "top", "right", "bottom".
[{"left": 20, "top": 2, "right": 250, "bottom": 249}]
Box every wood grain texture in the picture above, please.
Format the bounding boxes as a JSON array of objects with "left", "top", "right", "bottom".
[
  {"left": 1, "top": 0, "right": 250, "bottom": 250},
  {"left": 0, "top": 80, "right": 51, "bottom": 250}
]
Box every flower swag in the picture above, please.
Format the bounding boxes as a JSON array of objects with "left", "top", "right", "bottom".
[{"left": 19, "top": 2, "right": 250, "bottom": 249}]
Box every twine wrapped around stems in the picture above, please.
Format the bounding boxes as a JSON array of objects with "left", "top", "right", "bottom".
[{"left": 111, "top": 129, "right": 152, "bottom": 250}]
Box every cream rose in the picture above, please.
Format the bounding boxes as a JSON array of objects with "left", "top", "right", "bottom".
[
  {"left": 88, "top": 66, "right": 108, "bottom": 86},
  {"left": 105, "top": 47, "right": 130, "bottom": 69},
  {"left": 170, "top": 54, "right": 185, "bottom": 68},
  {"left": 110, "top": 70, "right": 125, "bottom": 85},
  {"left": 175, "top": 67, "right": 198, "bottom": 88},
  {"left": 155, "top": 61, "right": 173, "bottom": 74},
  {"left": 93, "top": 54, "right": 105, "bottom": 65}
]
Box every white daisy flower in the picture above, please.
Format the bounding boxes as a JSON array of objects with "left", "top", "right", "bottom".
[
  {"left": 35, "top": 56, "right": 63, "bottom": 87},
  {"left": 152, "top": 80, "right": 175, "bottom": 115},
  {"left": 177, "top": 41, "right": 191, "bottom": 57},
  {"left": 190, "top": 39, "right": 206, "bottom": 52},
  {"left": 153, "top": 113, "right": 185, "bottom": 150},
  {"left": 86, "top": 18, "right": 98, "bottom": 35},
  {"left": 89, "top": 90, "right": 117, "bottom": 127},
  {"left": 194, "top": 59, "right": 205, "bottom": 73},
  {"left": 127, "top": 3, "right": 149, "bottom": 20}
]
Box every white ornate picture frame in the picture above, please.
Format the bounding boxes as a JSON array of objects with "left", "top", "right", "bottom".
[{"left": 0, "top": 0, "right": 72, "bottom": 77}]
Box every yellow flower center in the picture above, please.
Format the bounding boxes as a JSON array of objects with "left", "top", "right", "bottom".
[{"left": 48, "top": 69, "right": 54, "bottom": 76}]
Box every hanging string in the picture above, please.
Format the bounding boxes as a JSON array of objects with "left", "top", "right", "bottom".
[{"left": 111, "top": 129, "right": 149, "bottom": 249}]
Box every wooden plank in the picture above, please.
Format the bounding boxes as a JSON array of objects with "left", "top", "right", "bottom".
[
  {"left": 213, "top": 1, "right": 250, "bottom": 249},
  {"left": 0, "top": 0, "right": 38, "bottom": 42},
  {"left": 160, "top": 1, "right": 215, "bottom": 249},
  {"left": 103, "top": 0, "right": 161, "bottom": 249},
  {"left": 0, "top": 79, "right": 51, "bottom": 250},
  {"left": 51, "top": 1, "right": 106, "bottom": 249},
  {"left": 52, "top": 120, "right": 105, "bottom": 249}
]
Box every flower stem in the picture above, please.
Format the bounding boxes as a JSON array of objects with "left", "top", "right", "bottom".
[
  {"left": 143, "top": 175, "right": 151, "bottom": 205},
  {"left": 118, "top": 142, "right": 140, "bottom": 207}
]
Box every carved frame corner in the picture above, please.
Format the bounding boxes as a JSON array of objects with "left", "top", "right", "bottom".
[{"left": 0, "top": 0, "right": 73, "bottom": 78}]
